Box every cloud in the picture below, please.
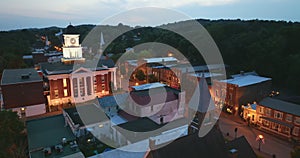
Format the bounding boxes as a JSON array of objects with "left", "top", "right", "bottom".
[
  {"left": 123, "top": 0, "right": 239, "bottom": 8},
  {"left": 0, "top": 0, "right": 239, "bottom": 19}
]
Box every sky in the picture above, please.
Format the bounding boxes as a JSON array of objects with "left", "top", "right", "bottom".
[{"left": 0, "top": 0, "right": 299, "bottom": 31}]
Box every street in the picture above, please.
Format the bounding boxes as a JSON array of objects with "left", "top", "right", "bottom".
[{"left": 219, "top": 113, "right": 293, "bottom": 158}]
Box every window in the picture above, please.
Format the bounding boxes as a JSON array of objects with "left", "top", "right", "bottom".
[
  {"left": 274, "top": 111, "right": 283, "bottom": 119},
  {"left": 293, "top": 127, "right": 299, "bottom": 136},
  {"left": 101, "top": 75, "right": 105, "bottom": 83},
  {"left": 54, "top": 90, "right": 59, "bottom": 98},
  {"left": 73, "top": 78, "right": 78, "bottom": 97},
  {"left": 215, "top": 90, "right": 219, "bottom": 97},
  {"left": 258, "top": 116, "right": 262, "bottom": 122},
  {"left": 259, "top": 107, "right": 264, "bottom": 114},
  {"left": 286, "top": 114, "right": 293, "bottom": 122},
  {"left": 102, "top": 84, "right": 105, "bottom": 91},
  {"left": 285, "top": 127, "right": 290, "bottom": 133},
  {"left": 86, "top": 76, "right": 92, "bottom": 96},
  {"left": 263, "top": 120, "right": 269, "bottom": 126},
  {"left": 79, "top": 77, "right": 85, "bottom": 97},
  {"left": 63, "top": 79, "right": 67, "bottom": 87},
  {"left": 93, "top": 76, "right": 97, "bottom": 92},
  {"left": 64, "top": 89, "right": 68, "bottom": 97},
  {"left": 265, "top": 108, "right": 271, "bottom": 116},
  {"left": 295, "top": 117, "right": 300, "bottom": 125}
]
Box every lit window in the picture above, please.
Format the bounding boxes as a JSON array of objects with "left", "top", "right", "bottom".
[
  {"left": 101, "top": 75, "right": 105, "bottom": 83},
  {"left": 286, "top": 114, "right": 292, "bottom": 122},
  {"left": 259, "top": 107, "right": 264, "bottom": 114},
  {"left": 54, "top": 90, "right": 59, "bottom": 98},
  {"left": 64, "top": 89, "right": 68, "bottom": 97},
  {"left": 63, "top": 79, "right": 67, "bottom": 87}
]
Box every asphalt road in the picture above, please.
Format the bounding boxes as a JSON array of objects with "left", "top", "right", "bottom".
[{"left": 219, "top": 113, "right": 293, "bottom": 158}]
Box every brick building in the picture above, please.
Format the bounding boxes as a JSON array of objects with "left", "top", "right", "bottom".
[
  {"left": 40, "top": 24, "right": 117, "bottom": 107},
  {"left": 212, "top": 72, "right": 272, "bottom": 115},
  {"left": 1, "top": 68, "right": 46, "bottom": 117},
  {"left": 255, "top": 97, "right": 300, "bottom": 141}
]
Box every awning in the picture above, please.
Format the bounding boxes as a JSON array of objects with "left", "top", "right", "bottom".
[{"left": 260, "top": 116, "right": 293, "bottom": 128}]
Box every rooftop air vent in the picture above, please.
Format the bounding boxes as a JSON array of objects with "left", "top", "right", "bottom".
[{"left": 21, "top": 74, "right": 30, "bottom": 79}]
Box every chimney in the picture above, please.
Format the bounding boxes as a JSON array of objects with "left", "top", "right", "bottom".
[
  {"left": 228, "top": 148, "right": 238, "bottom": 158},
  {"left": 149, "top": 137, "right": 156, "bottom": 150}
]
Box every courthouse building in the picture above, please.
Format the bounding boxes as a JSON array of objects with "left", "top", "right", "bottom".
[{"left": 40, "top": 24, "right": 117, "bottom": 106}]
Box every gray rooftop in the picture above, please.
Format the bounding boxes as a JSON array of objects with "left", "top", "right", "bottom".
[
  {"left": 259, "top": 97, "right": 300, "bottom": 116},
  {"left": 26, "top": 115, "right": 75, "bottom": 151},
  {"left": 98, "top": 93, "right": 128, "bottom": 108},
  {"left": 1, "top": 68, "right": 42, "bottom": 85},
  {"left": 40, "top": 59, "right": 115, "bottom": 75},
  {"left": 231, "top": 71, "right": 258, "bottom": 78},
  {"left": 115, "top": 117, "right": 188, "bottom": 143},
  {"left": 64, "top": 103, "right": 110, "bottom": 127}
]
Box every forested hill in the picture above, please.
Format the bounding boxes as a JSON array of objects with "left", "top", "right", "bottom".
[{"left": 0, "top": 20, "right": 299, "bottom": 94}]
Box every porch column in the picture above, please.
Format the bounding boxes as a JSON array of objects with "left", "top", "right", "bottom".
[{"left": 113, "top": 70, "right": 117, "bottom": 90}]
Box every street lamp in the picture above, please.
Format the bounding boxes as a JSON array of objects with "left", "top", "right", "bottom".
[{"left": 256, "top": 134, "right": 265, "bottom": 151}]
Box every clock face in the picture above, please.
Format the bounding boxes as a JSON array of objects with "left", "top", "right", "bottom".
[{"left": 70, "top": 38, "right": 76, "bottom": 45}]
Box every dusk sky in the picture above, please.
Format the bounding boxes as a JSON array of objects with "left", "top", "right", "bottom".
[{"left": 0, "top": 0, "right": 299, "bottom": 31}]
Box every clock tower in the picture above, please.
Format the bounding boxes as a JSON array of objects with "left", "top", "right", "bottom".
[{"left": 61, "top": 24, "right": 85, "bottom": 64}]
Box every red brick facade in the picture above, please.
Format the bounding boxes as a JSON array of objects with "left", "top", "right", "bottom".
[
  {"left": 2, "top": 82, "right": 45, "bottom": 108},
  {"left": 256, "top": 105, "right": 300, "bottom": 141}
]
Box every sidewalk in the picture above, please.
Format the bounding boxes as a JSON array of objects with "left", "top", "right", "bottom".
[
  {"left": 220, "top": 112, "right": 245, "bottom": 124},
  {"left": 220, "top": 112, "right": 294, "bottom": 158},
  {"left": 223, "top": 131, "right": 273, "bottom": 158}
]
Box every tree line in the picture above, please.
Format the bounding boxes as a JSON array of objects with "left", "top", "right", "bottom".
[{"left": 0, "top": 20, "right": 299, "bottom": 94}]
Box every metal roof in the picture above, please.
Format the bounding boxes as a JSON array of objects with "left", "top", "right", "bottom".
[
  {"left": 259, "top": 97, "right": 300, "bottom": 116},
  {"left": 220, "top": 75, "right": 271, "bottom": 87},
  {"left": 64, "top": 103, "right": 109, "bottom": 127}
]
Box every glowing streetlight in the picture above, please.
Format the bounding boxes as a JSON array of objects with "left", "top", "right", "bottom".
[{"left": 256, "top": 134, "right": 265, "bottom": 151}]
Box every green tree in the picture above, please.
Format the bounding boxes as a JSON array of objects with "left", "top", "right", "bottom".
[
  {"left": 291, "top": 147, "right": 300, "bottom": 158},
  {"left": 138, "top": 50, "right": 152, "bottom": 58},
  {"left": 135, "top": 70, "right": 146, "bottom": 81},
  {"left": 148, "top": 74, "right": 158, "bottom": 83},
  {"left": 0, "top": 110, "right": 26, "bottom": 158}
]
